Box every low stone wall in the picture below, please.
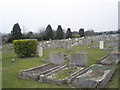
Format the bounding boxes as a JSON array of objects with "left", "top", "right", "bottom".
[
  {"left": 68, "top": 64, "right": 116, "bottom": 88},
  {"left": 19, "top": 63, "right": 62, "bottom": 81},
  {"left": 39, "top": 65, "right": 85, "bottom": 85}
]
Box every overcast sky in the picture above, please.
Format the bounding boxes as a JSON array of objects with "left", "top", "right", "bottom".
[{"left": 0, "top": 0, "right": 119, "bottom": 33}]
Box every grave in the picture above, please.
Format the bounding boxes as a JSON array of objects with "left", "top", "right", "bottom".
[
  {"left": 19, "top": 63, "right": 62, "bottom": 81},
  {"left": 68, "top": 64, "right": 115, "bottom": 88},
  {"left": 70, "top": 52, "right": 88, "bottom": 67},
  {"left": 66, "top": 43, "right": 72, "bottom": 52},
  {"left": 39, "top": 65, "right": 85, "bottom": 85},
  {"left": 19, "top": 52, "right": 66, "bottom": 81},
  {"left": 97, "top": 50, "right": 120, "bottom": 65}
]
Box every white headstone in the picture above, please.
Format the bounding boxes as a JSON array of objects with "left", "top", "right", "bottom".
[
  {"left": 75, "top": 38, "right": 78, "bottom": 41},
  {"left": 99, "top": 41, "right": 104, "bottom": 49},
  {"left": 39, "top": 43, "right": 43, "bottom": 57},
  {"left": 68, "top": 38, "right": 71, "bottom": 40},
  {"left": 46, "top": 41, "right": 49, "bottom": 43}
]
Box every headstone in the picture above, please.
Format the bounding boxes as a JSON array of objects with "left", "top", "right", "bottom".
[
  {"left": 46, "top": 41, "right": 49, "bottom": 43},
  {"left": 75, "top": 38, "right": 78, "bottom": 41},
  {"left": 66, "top": 43, "right": 72, "bottom": 52},
  {"left": 68, "top": 38, "right": 71, "bottom": 40},
  {"left": 99, "top": 41, "right": 104, "bottom": 49},
  {"left": 49, "top": 52, "right": 64, "bottom": 65},
  {"left": 70, "top": 52, "right": 88, "bottom": 67},
  {"left": 39, "top": 43, "right": 43, "bottom": 57}
]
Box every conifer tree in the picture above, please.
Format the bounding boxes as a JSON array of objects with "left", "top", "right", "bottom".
[
  {"left": 65, "top": 28, "right": 72, "bottom": 39},
  {"left": 56, "top": 25, "right": 64, "bottom": 39}
]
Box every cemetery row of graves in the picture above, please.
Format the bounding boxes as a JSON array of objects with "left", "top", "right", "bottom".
[{"left": 2, "top": 34, "right": 119, "bottom": 88}]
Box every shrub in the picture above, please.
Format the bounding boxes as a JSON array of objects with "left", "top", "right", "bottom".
[
  {"left": 75, "top": 34, "right": 80, "bottom": 38},
  {"left": 13, "top": 39, "right": 38, "bottom": 57}
]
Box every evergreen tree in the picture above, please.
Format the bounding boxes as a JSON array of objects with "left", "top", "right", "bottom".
[
  {"left": 79, "top": 28, "right": 85, "bottom": 37},
  {"left": 27, "top": 31, "right": 33, "bottom": 38},
  {"left": 65, "top": 28, "right": 72, "bottom": 39},
  {"left": 56, "top": 25, "right": 64, "bottom": 39},
  {"left": 45, "top": 24, "right": 53, "bottom": 40},
  {"left": 10, "top": 23, "right": 23, "bottom": 41}
]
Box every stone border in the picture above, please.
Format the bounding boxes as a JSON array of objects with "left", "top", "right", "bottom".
[
  {"left": 98, "top": 67, "right": 116, "bottom": 88},
  {"left": 19, "top": 63, "right": 62, "bottom": 81},
  {"left": 96, "top": 55, "right": 108, "bottom": 64},
  {"left": 68, "top": 64, "right": 116, "bottom": 88},
  {"left": 39, "top": 65, "right": 85, "bottom": 85},
  {"left": 96, "top": 53, "right": 120, "bottom": 65}
]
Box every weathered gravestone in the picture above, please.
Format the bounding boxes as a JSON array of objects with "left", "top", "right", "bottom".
[
  {"left": 70, "top": 52, "right": 88, "bottom": 67},
  {"left": 38, "top": 43, "right": 43, "bottom": 57},
  {"left": 66, "top": 43, "right": 72, "bottom": 52},
  {"left": 50, "top": 52, "right": 64, "bottom": 65},
  {"left": 99, "top": 41, "right": 104, "bottom": 49}
]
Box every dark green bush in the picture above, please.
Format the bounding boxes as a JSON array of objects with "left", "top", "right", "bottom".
[{"left": 13, "top": 39, "right": 38, "bottom": 57}]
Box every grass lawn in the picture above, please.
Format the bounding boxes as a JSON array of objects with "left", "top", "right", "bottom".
[{"left": 2, "top": 44, "right": 118, "bottom": 88}]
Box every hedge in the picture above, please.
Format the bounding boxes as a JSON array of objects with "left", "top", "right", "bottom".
[{"left": 13, "top": 39, "right": 38, "bottom": 57}]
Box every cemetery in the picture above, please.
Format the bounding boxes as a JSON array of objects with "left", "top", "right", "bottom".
[
  {"left": 2, "top": 34, "right": 119, "bottom": 88},
  {"left": 1, "top": 1, "right": 119, "bottom": 89}
]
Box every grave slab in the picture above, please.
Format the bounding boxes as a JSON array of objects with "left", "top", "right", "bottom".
[
  {"left": 39, "top": 65, "right": 85, "bottom": 85},
  {"left": 97, "top": 51, "right": 120, "bottom": 65},
  {"left": 19, "top": 63, "right": 62, "bottom": 81},
  {"left": 68, "top": 64, "right": 115, "bottom": 88}
]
